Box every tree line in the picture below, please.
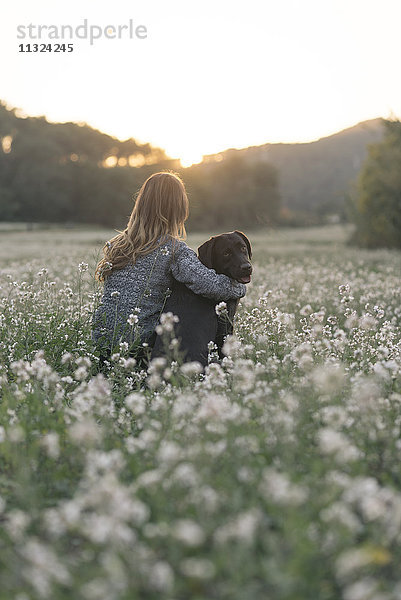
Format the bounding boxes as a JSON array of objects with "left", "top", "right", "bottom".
[
  {"left": 2, "top": 101, "right": 399, "bottom": 246},
  {"left": 0, "top": 102, "right": 280, "bottom": 232}
]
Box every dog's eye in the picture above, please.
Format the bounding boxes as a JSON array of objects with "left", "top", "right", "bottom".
[
  {"left": 223, "top": 250, "right": 231, "bottom": 257},
  {"left": 241, "top": 246, "right": 247, "bottom": 252}
]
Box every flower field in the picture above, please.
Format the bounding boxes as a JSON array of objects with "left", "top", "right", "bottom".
[{"left": 0, "top": 225, "right": 400, "bottom": 600}]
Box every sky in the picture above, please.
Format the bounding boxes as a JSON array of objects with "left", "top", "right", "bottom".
[{"left": 1, "top": 0, "right": 401, "bottom": 165}]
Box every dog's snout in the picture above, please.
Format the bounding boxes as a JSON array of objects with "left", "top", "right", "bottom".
[{"left": 241, "top": 263, "right": 252, "bottom": 275}]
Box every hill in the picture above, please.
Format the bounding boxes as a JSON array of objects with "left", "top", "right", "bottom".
[
  {"left": 0, "top": 102, "right": 278, "bottom": 229},
  {"left": 0, "top": 101, "right": 180, "bottom": 226},
  {"left": 0, "top": 101, "right": 170, "bottom": 167},
  {"left": 204, "top": 119, "right": 385, "bottom": 219},
  {"left": 0, "top": 100, "right": 385, "bottom": 227}
]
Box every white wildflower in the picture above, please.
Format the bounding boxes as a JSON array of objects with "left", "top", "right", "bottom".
[
  {"left": 127, "top": 313, "right": 139, "bottom": 326},
  {"left": 342, "top": 578, "right": 380, "bottom": 600},
  {"left": 180, "top": 558, "right": 215, "bottom": 579},
  {"left": 180, "top": 361, "right": 203, "bottom": 376},
  {"left": 222, "top": 335, "right": 241, "bottom": 357},
  {"left": 215, "top": 301, "right": 228, "bottom": 317},
  {"left": 259, "top": 468, "right": 308, "bottom": 506},
  {"left": 61, "top": 352, "right": 73, "bottom": 365},
  {"left": 125, "top": 392, "right": 147, "bottom": 415},
  {"left": 172, "top": 519, "right": 205, "bottom": 547},
  {"left": 214, "top": 509, "right": 261, "bottom": 545},
  {"left": 359, "top": 314, "right": 377, "bottom": 331},
  {"left": 311, "top": 364, "right": 345, "bottom": 393},
  {"left": 318, "top": 428, "right": 361, "bottom": 463},
  {"left": 69, "top": 418, "right": 101, "bottom": 446},
  {"left": 300, "top": 304, "right": 313, "bottom": 316},
  {"left": 41, "top": 432, "right": 60, "bottom": 459},
  {"left": 149, "top": 561, "right": 174, "bottom": 592}
]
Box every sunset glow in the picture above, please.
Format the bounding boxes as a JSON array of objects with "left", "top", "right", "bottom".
[
  {"left": 2, "top": 0, "right": 401, "bottom": 161},
  {"left": 179, "top": 152, "right": 204, "bottom": 168}
]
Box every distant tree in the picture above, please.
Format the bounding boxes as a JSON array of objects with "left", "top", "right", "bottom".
[
  {"left": 0, "top": 100, "right": 280, "bottom": 231},
  {"left": 184, "top": 154, "right": 280, "bottom": 231},
  {"left": 350, "top": 119, "right": 401, "bottom": 248},
  {"left": 0, "top": 101, "right": 170, "bottom": 226}
]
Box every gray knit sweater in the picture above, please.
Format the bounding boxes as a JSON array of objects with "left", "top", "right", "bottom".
[{"left": 92, "top": 237, "right": 246, "bottom": 349}]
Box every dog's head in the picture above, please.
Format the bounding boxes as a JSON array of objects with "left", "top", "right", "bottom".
[{"left": 198, "top": 230, "right": 252, "bottom": 283}]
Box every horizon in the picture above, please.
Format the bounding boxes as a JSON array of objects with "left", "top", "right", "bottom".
[
  {"left": 2, "top": 0, "right": 401, "bottom": 165},
  {"left": 1, "top": 99, "right": 385, "bottom": 165}
]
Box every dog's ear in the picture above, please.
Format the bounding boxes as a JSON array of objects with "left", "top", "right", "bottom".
[
  {"left": 235, "top": 230, "right": 252, "bottom": 259},
  {"left": 198, "top": 237, "right": 216, "bottom": 268}
]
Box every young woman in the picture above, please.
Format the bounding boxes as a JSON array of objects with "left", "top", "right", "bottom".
[{"left": 92, "top": 171, "right": 246, "bottom": 365}]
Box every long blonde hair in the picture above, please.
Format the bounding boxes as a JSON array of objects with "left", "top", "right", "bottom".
[{"left": 95, "top": 171, "right": 189, "bottom": 281}]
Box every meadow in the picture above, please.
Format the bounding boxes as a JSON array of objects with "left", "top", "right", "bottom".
[{"left": 0, "top": 224, "right": 400, "bottom": 600}]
